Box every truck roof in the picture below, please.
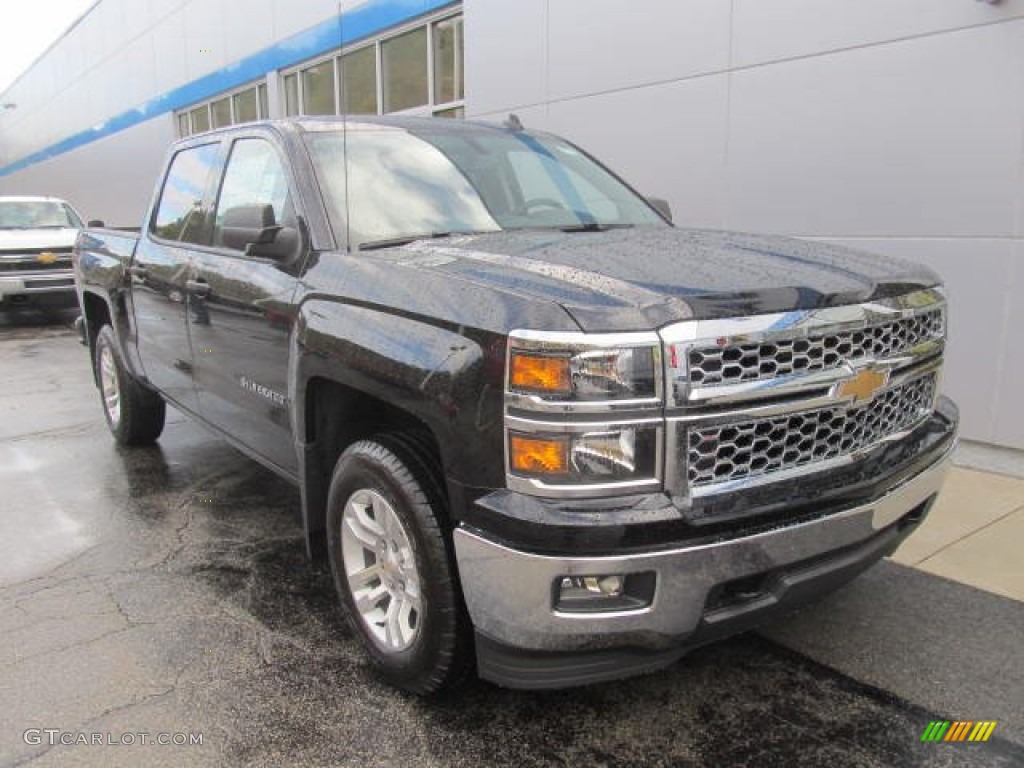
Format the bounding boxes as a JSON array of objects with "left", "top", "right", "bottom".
[
  {"left": 179, "top": 115, "right": 546, "bottom": 141},
  {"left": 0, "top": 195, "right": 72, "bottom": 203}
]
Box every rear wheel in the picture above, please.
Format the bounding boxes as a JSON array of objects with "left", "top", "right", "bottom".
[
  {"left": 326, "top": 436, "right": 472, "bottom": 694},
  {"left": 94, "top": 325, "right": 165, "bottom": 445}
]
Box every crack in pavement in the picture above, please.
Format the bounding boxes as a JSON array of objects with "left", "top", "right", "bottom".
[
  {"left": 1, "top": 422, "right": 99, "bottom": 443},
  {"left": 8, "top": 686, "right": 179, "bottom": 768}
]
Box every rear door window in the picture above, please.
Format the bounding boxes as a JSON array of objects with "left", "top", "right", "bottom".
[{"left": 151, "top": 143, "right": 221, "bottom": 244}]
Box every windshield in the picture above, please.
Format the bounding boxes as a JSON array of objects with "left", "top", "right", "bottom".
[
  {"left": 0, "top": 200, "right": 83, "bottom": 229},
  {"left": 305, "top": 126, "right": 666, "bottom": 249}
]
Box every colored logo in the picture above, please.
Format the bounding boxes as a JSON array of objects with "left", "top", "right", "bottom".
[
  {"left": 36, "top": 251, "right": 57, "bottom": 265},
  {"left": 837, "top": 366, "right": 889, "bottom": 406},
  {"left": 921, "top": 721, "right": 997, "bottom": 742}
]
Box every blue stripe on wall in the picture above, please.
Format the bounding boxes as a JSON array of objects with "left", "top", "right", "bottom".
[{"left": 0, "top": 0, "right": 457, "bottom": 178}]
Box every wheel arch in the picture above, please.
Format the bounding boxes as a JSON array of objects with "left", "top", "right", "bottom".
[
  {"left": 79, "top": 287, "right": 148, "bottom": 385},
  {"left": 291, "top": 299, "right": 502, "bottom": 559},
  {"left": 80, "top": 289, "right": 114, "bottom": 384}
]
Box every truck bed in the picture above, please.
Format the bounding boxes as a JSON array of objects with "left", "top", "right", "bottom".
[{"left": 74, "top": 227, "right": 139, "bottom": 295}]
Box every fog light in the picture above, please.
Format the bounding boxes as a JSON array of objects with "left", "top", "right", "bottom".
[
  {"left": 560, "top": 575, "right": 624, "bottom": 597},
  {"left": 555, "top": 571, "right": 656, "bottom": 613}
]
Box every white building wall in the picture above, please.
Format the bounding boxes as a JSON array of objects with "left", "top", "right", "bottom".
[
  {"left": 465, "top": 0, "right": 1024, "bottom": 449},
  {"left": 0, "top": 120, "right": 175, "bottom": 227},
  {"left": 0, "top": 0, "right": 1021, "bottom": 449},
  {"left": 0, "top": 0, "right": 348, "bottom": 223}
]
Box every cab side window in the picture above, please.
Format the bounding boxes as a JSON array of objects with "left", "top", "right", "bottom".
[
  {"left": 151, "top": 143, "right": 220, "bottom": 244},
  {"left": 212, "top": 139, "right": 294, "bottom": 252}
]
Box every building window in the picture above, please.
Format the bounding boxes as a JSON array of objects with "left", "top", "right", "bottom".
[
  {"left": 259, "top": 84, "right": 269, "bottom": 120},
  {"left": 176, "top": 81, "right": 270, "bottom": 137},
  {"left": 284, "top": 74, "right": 300, "bottom": 117},
  {"left": 189, "top": 105, "right": 211, "bottom": 133},
  {"left": 382, "top": 27, "right": 428, "bottom": 112},
  {"left": 302, "top": 61, "right": 336, "bottom": 115},
  {"left": 341, "top": 45, "right": 377, "bottom": 115},
  {"left": 233, "top": 87, "right": 259, "bottom": 123},
  {"left": 433, "top": 16, "right": 463, "bottom": 105},
  {"left": 211, "top": 97, "right": 232, "bottom": 129},
  {"left": 435, "top": 106, "right": 464, "bottom": 119},
  {"left": 281, "top": 9, "right": 464, "bottom": 120},
  {"left": 175, "top": 9, "right": 464, "bottom": 134}
]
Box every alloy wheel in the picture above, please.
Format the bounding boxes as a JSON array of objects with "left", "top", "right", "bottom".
[{"left": 340, "top": 488, "right": 422, "bottom": 652}]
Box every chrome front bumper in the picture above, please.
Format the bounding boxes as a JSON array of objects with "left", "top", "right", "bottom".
[
  {"left": 0, "top": 270, "right": 76, "bottom": 298},
  {"left": 455, "top": 442, "right": 953, "bottom": 654}
]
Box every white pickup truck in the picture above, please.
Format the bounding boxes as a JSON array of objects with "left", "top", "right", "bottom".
[{"left": 0, "top": 195, "right": 84, "bottom": 310}]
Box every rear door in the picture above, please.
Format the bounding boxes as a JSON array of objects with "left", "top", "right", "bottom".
[
  {"left": 188, "top": 135, "right": 304, "bottom": 476},
  {"left": 131, "top": 142, "right": 223, "bottom": 414}
]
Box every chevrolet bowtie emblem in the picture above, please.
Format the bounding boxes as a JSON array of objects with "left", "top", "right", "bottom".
[
  {"left": 837, "top": 367, "right": 889, "bottom": 406},
  {"left": 36, "top": 251, "right": 57, "bottom": 265}
]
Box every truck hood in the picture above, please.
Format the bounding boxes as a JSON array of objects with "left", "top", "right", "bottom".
[
  {"left": 0, "top": 228, "right": 78, "bottom": 251},
  {"left": 392, "top": 227, "right": 941, "bottom": 331}
]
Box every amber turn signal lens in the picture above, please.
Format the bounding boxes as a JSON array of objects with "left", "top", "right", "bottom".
[
  {"left": 509, "top": 434, "right": 569, "bottom": 475},
  {"left": 510, "top": 352, "right": 571, "bottom": 394}
]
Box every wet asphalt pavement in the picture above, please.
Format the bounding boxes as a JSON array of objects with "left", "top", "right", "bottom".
[{"left": 1, "top": 310, "right": 1022, "bottom": 768}]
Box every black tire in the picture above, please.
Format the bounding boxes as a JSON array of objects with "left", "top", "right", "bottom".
[
  {"left": 326, "top": 435, "right": 472, "bottom": 694},
  {"left": 94, "top": 325, "right": 166, "bottom": 445}
]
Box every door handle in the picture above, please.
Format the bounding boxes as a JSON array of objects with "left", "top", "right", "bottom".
[
  {"left": 128, "top": 265, "right": 148, "bottom": 280},
  {"left": 185, "top": 278, "right": 210, "bottom": 298}
]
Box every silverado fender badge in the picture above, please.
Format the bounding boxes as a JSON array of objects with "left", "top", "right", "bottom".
[
  {"left": 239, "top": 376, "right": 288, "bottom": 407},
  {"left": 836, "top": 366, "right": 890, "bottom": 406}
]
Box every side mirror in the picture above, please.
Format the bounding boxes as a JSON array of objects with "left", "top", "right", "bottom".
[
  {"left": 647, "top": 197, "right": 673, "bottom": 223},
  {"left": 219, "top": 204, "right": 279, "bottom": 251},
  {"left": 245, "top": 224, "right": 302, "bottom": 261},
  {"left": 87, "top": 219, "right": 105, "bottom": 228},
  {"left": 219, "top": 204, "right": 305, "bottom": 261}
]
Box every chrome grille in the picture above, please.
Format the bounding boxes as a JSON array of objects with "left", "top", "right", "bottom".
[
  {"left": 0, "top": 246, "right": 72, "bottom": 255},
  {"left": 0, "top": 258, "right": 72, "bottom": 273},
  {"left": 687, "top": 308, "right": 944, "bottom": 387},
  {"left": 687, "top": 373, "right": 937, "bottom": 488}
]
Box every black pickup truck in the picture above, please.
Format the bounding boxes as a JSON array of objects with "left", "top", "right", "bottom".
[{"left": 74, "top": 116, "right": 957, "bottom": 693}]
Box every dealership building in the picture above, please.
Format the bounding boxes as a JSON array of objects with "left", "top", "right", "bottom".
[{"left": 0, "top": 0, "right": 1022, "bottom": 452}]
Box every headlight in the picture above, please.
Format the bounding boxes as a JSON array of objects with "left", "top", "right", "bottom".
[
  {"left": 508, "top": 427, "right": 658, "bottom": 479},
  {"left": 508, "top": 344, "right": 658, "bottom": 402},
  {"left": 505, "top": 330, "right": 664, "bottom": 497},
  {"left": 507, "top": 427, "right": 659, "bottom": 487}
]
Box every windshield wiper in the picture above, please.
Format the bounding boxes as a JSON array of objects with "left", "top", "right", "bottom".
[
  {"left": 559, "top": 222, "right": 635, "bottom": 233},
  {"left": 358, "top": 231, "right": 490, "bottom": 251}
]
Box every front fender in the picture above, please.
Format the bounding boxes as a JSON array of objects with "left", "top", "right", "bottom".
[{"left": 291, "top": 298, "right": 506, "bottom": 491}]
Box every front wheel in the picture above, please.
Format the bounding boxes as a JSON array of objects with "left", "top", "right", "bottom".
[
  {"left": 326, "top": 436, "right": 472, "bottom": 694},
  {"left": 94, "top": 325, "right": 165, "bottom": 445}
]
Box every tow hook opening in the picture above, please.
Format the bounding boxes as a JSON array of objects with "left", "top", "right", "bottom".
[
  {"left": 898, "top": 496, "right": 934, "bottom": 530},
  {"left": 74, "top": 315, "right": 88, "bottom": 346},
  {"left": 705, "top": 573, "right": 775, "bottom": 615}
]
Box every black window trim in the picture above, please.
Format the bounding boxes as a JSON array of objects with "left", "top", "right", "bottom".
[{"left": 148, "top": 125, "right": 338, "bottom": 258}]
